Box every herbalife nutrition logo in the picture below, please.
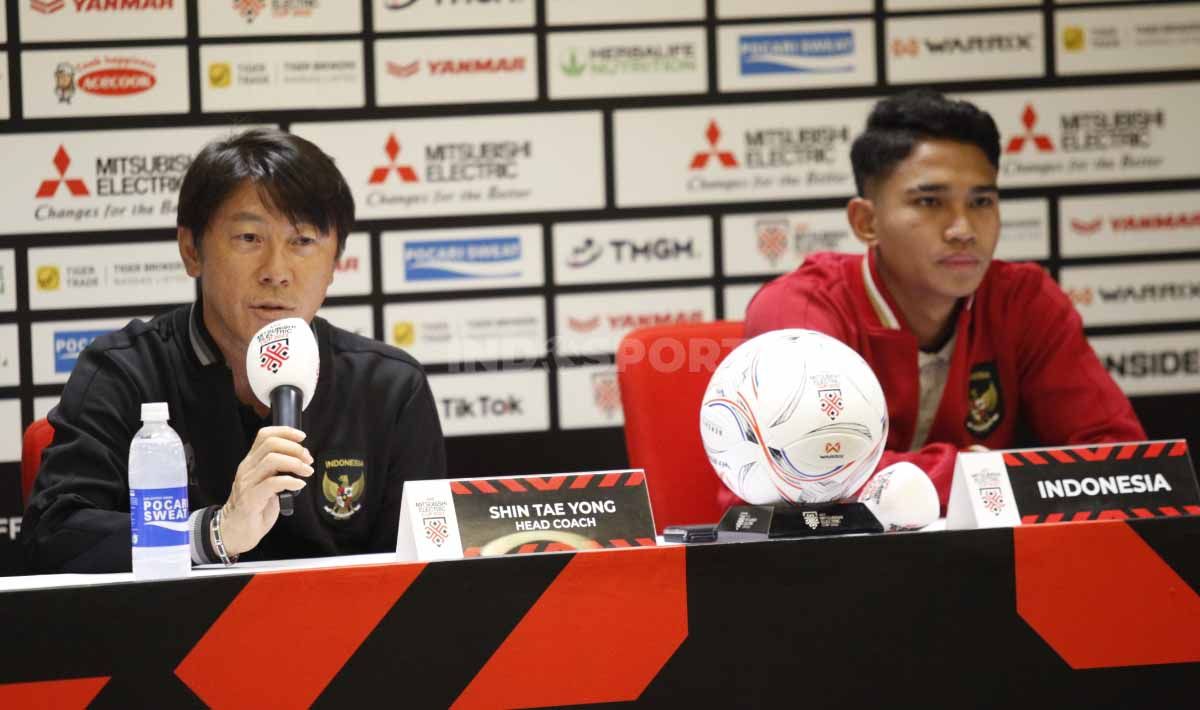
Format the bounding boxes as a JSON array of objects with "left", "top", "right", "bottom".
[
  {"left": 561, "top": 48, "right": 586, "bottom": 77},
  {"left": 558, "top": 43, "right": 697, "bottom": 78}
]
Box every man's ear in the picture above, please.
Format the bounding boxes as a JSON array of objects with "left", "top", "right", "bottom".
[
  {"left": 847, "top": 197, "right": 878, "bottom": 249},
  {"left": 178, "top": 227, "right": 202, "bottom": 278}
]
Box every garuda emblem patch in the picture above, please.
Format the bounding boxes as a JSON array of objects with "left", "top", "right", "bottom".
[
  {"left": 965, "top": 362, "right": 1003, "bottom": 438},
  {"left": 321, "top": 457, "right": 366, "bottom": 521}
]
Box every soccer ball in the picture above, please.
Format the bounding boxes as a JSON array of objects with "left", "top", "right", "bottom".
[{"left": 700, "top": 329, "right": 889, "bottom": 505}]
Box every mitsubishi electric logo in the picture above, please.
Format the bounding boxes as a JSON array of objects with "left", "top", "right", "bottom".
[
  {"left": 689, "top": 121, "right": 738, "bottom": 170},
  {"left": 37, "top": 146, "right": 90, "bottom": 198},
  {"left": 369, "top": 134, "right": 419, "bottom": 184},
  {"left": 1005, "top": 104, "right": 1055, "bottom": 154}
]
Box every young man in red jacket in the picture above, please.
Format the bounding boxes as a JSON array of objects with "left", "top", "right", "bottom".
[{"left": 745, "top": 89, "right": 1144, "bottom": 508}]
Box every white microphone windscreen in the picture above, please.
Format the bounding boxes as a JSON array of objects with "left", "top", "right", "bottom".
[
  {"left": 856, "top": 461, "right": 939, "bottom": 532},
  {"left": 245, "top": 317, "right": 320, "bottom": 410}
]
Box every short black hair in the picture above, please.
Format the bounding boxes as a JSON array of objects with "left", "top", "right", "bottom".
[
  {"left": 177, "top": 127, "right": 355, "bottom": 256},
  {"left": 850, "top": 89, "right": 1000, "bottom": 197}
]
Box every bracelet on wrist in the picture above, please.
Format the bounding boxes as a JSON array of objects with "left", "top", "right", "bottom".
[{"left": 211, "top": 507, "right": 239, "bottom": 567}]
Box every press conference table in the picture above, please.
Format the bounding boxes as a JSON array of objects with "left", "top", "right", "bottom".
[{"left": 1, "top": 516, "right": 1198, "bottom": 709}]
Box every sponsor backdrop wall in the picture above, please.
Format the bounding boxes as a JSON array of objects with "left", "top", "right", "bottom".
[{"left": 0, "top": 0, "right": 1197, "bottom": 572}]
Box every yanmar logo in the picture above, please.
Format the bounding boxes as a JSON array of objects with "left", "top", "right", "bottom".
[
  {"left": 1112, "top": 212, "right": 1200, "bottom": 231},
  {"left": 37, "top": 146, "right": 90, "bottom": 198},
  {"left": 1070, "top": 218, "right": 1103, "bottom": 235},
  {"left": 41, "top": 0, "right": 176, "bottom": 13},
  {"left": 1074, "top": 212, "right": 1200, "bottom": 235},
  {"left": 1005, "top": 104, "right": 1055, "bottom": 154},
  {"left": 690, "top": 121, "right": 738, "bottom": 170},
  {"left": 388, "top": 56, "right": 526, "bottom": 78},
  {"left": 369, "top": 134, "right": 419, "bottom": 184},
  {"left": 572, "top": 310, "right": 705, "bottom": 332}
]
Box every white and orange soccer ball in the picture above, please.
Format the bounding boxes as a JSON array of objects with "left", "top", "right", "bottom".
[{"left": 700, "top": 329, "right": 889, "bottom": 505}]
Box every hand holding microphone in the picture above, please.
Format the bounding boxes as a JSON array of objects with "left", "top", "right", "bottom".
[
  {"left": 245, "top": 317, "right": 320, "bottom": 517},
  {"left": 216, "top": 318, "right": 320, "bottom": 558}
]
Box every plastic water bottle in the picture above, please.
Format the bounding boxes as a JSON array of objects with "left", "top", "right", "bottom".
[{"left": 128, "top": 402, "right": 190, "bottom": 580}]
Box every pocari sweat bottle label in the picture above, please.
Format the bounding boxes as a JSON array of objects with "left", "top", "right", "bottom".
[{"left": 130, "top": 486, "right": 190, "bottom": 547}]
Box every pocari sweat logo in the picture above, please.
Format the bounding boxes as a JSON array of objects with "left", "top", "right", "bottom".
[
  {"left": 130, "top": 486, "right": 189, "bottom": 547},
  {"left": 739, "top": 31, "right": 855, "bottom": 75},
  {"left": 404, "top": 236, "right": 522, "bottom": 281},
  {"left": 54, "top": 329, "right": 109, "bottom": 374}
]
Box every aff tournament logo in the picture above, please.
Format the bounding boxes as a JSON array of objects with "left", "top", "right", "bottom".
[
  {"left": 689, "top": 120, "right": 739, "bottom": 170},
  {"left": 756, "top": 219, "right": 788, "bottom": 266},
  {"left": 423, "top": 516, "right": 449, "bottom": 547},
  {"left": 818, "top": 388, "right": 844, "bottom": 420},
  {"left": 321, "top": 457, "right": 366, "bottom": 520},
  {"left": 965, "top": 362, "right": 1003, "bottom": 437},
  {"left": 258, "top": 335, "right": 290, "bottom": 373},
  {"left": 233, "top": 0, "right": 266, "bottom": 22},
  {"left": 980, "top": 486, "right": 1006, "bottom": 516},
  {"left": 591, "top": 371, "right": 621, "bottom": 418}
]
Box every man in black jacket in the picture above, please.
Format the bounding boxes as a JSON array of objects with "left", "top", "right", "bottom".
[{"left": 23, "top": 128, "right": 447, "bottom": 572}]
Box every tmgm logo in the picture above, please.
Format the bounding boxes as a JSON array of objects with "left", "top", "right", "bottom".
[{"left": 54, "top": 329, "right": 109, "bottom": 374}]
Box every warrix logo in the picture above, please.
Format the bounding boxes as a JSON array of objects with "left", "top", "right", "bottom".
[
  {"left": 1005, "top": 104, "right": 1055, "bottom": 154},
  {"left": 37, "top": 146, "right": 90, "bottom": 198},
  {"left": 369, "top": 134, "right": 419, "bottom": 184},
  {"left": 690, "top": 121, "right": 738, "bottom": 170}
]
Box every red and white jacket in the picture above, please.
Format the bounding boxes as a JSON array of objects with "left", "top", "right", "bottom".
[{"left": 744, "top": 250, "right": 1145, "bottom": 508}]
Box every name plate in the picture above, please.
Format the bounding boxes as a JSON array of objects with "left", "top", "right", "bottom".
[
  {"left": 396, "top": 469, "right": 657, "bottom": 562},
  {"left": 947, "top": 440, "right": 1200, "bottom": 530}
]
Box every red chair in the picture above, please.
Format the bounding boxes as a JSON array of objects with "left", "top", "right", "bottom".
[
  {"left": 21, "top": 418, "right": 54, "bottom": 506},
  {"left": 617, "top": 321, "right": 745, "bottom": 532}
]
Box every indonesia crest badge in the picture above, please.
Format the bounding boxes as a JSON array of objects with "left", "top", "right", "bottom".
[{"left": 321, "top": 457, "right": 366, "bottom": 521}]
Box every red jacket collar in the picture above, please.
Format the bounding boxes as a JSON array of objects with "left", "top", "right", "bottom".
[{"left": 855, "top": 248, "right": 976, "bottom": 336}]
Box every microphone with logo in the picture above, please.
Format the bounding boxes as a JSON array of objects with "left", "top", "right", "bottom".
[
  {"left": 245, "top": 317, "right": 320, "bottom": 517},
  {"left": 856, "top": 462, "right": 940, "bottom": 532}
]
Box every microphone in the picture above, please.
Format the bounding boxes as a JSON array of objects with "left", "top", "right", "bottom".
[
  {"left": 245, "top": 317, "right": 320, "bottom": 517},
  {"left": 856, "top": 462, "right": 939, "bottom": 531}
]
